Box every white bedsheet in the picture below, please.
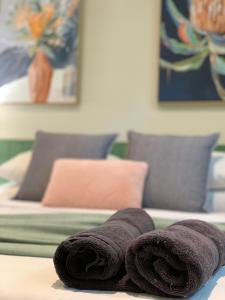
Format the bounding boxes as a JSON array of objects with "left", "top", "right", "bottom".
[
  {"left": 0, "top": 198, "right": 225, "bottom": 223},
  {"left": 1, "top": 255, "right": 225, "bottom": 300}
]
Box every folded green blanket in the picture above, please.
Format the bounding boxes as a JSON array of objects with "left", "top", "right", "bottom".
[
  {"left": 0, "top": 213, "right": 108, "bottom": 258},
  {"left": 0, "top": 213, "right": 224, "bottom": 258}
]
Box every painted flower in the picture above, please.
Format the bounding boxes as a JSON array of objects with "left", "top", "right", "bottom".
[
  {"left": 42, "top": 4, "right": 54, "bottom": 22},
  {"left": 68, "top": 0, "right": 79, "bottom": 17},
  {"left": 14, "top": 6, "right": 31, "bottom": 29},
  {"left": 160, "top": 0, "right": 225, "bottom": 101},
  {"left": 190, "top": 0, "right": 225, "bottom": 34},
  {"left": 7, "top": 0, "right": 79, "bottom": 59},
  {"left": 28, "top": 12, "right": 47, "bottom": 38}
]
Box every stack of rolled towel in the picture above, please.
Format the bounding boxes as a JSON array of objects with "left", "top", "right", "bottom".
[{"left": 54, "top": 208, "right": 225, "bottom": 298}]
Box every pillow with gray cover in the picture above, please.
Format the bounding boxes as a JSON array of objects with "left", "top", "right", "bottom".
[
  {"left": 127, "top": 131, "right": 219, "bottom": 212},
  {"left": 15, "top": 131, "right": 117, "bottom": 201}
]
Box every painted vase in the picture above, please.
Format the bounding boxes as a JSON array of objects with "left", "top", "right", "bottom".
[
  {"left": 190, "top": 0, "right": 225, "bottom": 34},
  {"left": 28, "top": 50, "right": 53, "bottom": 104}
]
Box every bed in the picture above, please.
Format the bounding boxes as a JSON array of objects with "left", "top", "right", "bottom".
[
  {"left": 0, "top": 140, "right": 225, "bottom": 300},
  {"left": 0, "top": 198, "right": 225, "bottom": 300}
]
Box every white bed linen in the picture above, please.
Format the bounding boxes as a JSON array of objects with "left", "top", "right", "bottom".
[
  {"left": 1, "top": 255, "right": 225, "bottom": 300},
  {"left": 0, "top": 198, "right": 225, "bottom": 223},
  {"left": 0, "top": 198, "right": 225, "bottom": 300}
]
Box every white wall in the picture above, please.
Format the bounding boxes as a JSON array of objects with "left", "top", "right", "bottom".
[{"left": 0, "top": 0, "right": 225, "bottom": 142}]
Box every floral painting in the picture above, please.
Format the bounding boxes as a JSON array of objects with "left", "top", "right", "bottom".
[
  {"left": 159, "top": 0, "right": 225, "bottom": 102},
  {"left": 0, "top": 0, "right": 79, "bottom": 104}
]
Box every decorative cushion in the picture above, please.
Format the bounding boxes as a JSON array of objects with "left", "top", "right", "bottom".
[
  {"left": 0, "top": 182, "right": 19, "bottom": 200},
  {"left": 0, "top": 151, "right": 32, "bottom": 184},
  {"left": 127, "top": 131, "right": 219, "bottom": 212},
  {"left": 15, "top": 131, "right": 117, "bottom": 201},
  {"left": 42, "top": 159, "right": 148, "bottom": 209},
  {"left": 208, "top": 152, "right": 225, "bottom": 190},
  {"left": 204, "top": 191, "right": 225, "bottom": 212}
]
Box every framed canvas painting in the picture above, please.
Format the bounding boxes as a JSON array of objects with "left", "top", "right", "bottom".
[
  {"left": 159, "top": 0, "right": 225, "bottom": 102},
  {"left": 0, "top": 0, "right": 79, "bottom": 105}
]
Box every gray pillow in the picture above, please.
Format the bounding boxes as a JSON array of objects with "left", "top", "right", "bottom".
[
  {"left": 127, "top": 131, "right": 219, "bottom": 212},
  {"left": 15, "top": 131, "right": 117, "bottom": 201}
]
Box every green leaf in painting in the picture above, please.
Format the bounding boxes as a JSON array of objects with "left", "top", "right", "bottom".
[
  {"left": 28, "top": 45, "right": 38, "bottom": 57},
  {"left": 161, "top": 24, "right": 203, "bottom": 56},
  {"left": 160, "top": 51, "right": 208, "bottom": 72},
  {"left": 166, "top": 0, "right": 188, "bottom": 26},
  {"left": 40, "top": 44, "right": 55, "bottom": 59},
  {"left": 27, "top": 0, "right": 42, "bottom": 12},
  {"left": 211, "top": 55, "right": 225, "bottom": 76}
]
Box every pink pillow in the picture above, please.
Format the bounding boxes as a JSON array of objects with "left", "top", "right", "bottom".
[{"left": 42, "top": 159, "right": 148, "bottom": 210}]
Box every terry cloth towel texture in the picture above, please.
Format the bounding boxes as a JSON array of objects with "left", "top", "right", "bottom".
[
  {"left": 126, "top": 219, "right": 225, "bottom": 298},
  {"left": 54, "top": 208, "right": 154, "bottom": 291}
]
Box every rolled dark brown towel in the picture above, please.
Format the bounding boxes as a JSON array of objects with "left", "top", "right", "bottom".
[
  {"left": 54, "top": 208, "right": 154, "bottom": 291},
  {"left": 126, "top": 219, "right": 225, "bottom": 298}
]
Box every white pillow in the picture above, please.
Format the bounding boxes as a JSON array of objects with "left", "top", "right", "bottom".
[
  {"left": 0, "top": 150, "right": 222, "bottom": 190},
  {"left": 208, "top": 151, "right": 225, "bottom": 190},
  {"left": 0, "top": 151, "right": 32, "bottom": 184},
  {"left": 204, "top": 191, "right": 225, "bottom": 212},
  {"left": 0, "top": 182, "right": 19, "bottom": 200},
  {"left": 0, "top": 152, "right": 118, "bottom": 185},
  {"left": 107, "top": 154, "right": 121, "bottom": 160}
]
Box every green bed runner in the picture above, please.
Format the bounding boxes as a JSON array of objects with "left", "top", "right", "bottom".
[{"left": 0, "top": 213, "right": 224, "bottom": 258}]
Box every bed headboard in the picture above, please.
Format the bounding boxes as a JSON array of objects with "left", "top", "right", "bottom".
[
  {"left": 0, "top": 139, "right": 224, "bottom": 184},
  {"left": 0, "top": 140, "right": 129, "bottom": 185},
  {"left": 0, "top": 139, "right": 223, "bottom": 186},
  {"left": 0, "top": 140, "right": 224, "bottom": 164},
  {"left": 0, "top": 140, "right": 128, "bottom": 164}
]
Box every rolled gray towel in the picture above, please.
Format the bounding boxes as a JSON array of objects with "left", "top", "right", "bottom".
[
  {"left": 54, "top": 208, "right": 154, "bottom": 291},
  {"left": 126, "top": 219, "right": 225, "bottom": 298}
]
